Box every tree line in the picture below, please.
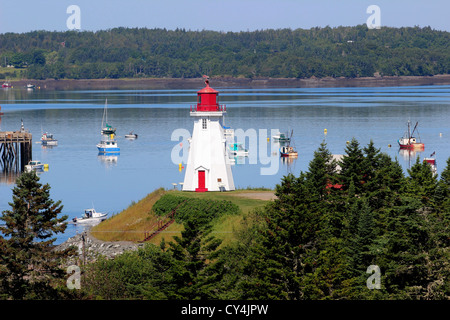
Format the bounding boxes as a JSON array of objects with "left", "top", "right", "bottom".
[
  {"left": 1, "top": 139, "right": 449, "bottom": 300},
  {"left": 1, "top": 25, "right": 450, "bottom": 80}
]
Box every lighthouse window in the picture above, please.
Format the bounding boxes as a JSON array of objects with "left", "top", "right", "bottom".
[{"left": 202, "top": 118, "right": 207, "bottom": 129}]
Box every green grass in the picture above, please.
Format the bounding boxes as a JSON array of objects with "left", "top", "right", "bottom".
[{"left": 90, "top": 188, "right": 273, "bottom": 245}]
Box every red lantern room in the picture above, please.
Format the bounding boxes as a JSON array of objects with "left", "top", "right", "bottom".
[{"left": 195, "top": 76, "right": 222, "bottom": 112}]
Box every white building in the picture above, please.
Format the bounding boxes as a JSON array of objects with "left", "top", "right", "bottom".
[{"left": 182, "top": 79, "right": 235, "bottom": 192}]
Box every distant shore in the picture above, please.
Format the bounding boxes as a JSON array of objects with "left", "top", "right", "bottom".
[{"left": 8, "top": 74, "right": 450, "bottom": 90}]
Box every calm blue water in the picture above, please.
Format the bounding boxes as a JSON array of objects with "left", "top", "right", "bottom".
[{"left": 1, "top": 85, "right": 449, "bottom": 244}]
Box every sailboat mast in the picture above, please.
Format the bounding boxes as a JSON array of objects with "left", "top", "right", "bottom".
[{"left": 101, "top": 98, "right": 108, "bottom": 129}]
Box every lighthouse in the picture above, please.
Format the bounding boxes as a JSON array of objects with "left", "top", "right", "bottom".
[{"left": 182, "top": 77, "right": 235, "bottom": 192}]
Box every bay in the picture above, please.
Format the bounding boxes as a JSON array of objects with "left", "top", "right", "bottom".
[{"left": 0, "top": 85, "right": 449, "bottom": 244}]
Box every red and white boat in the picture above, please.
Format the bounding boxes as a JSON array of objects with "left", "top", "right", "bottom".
[
  {"left": 398, "top": 120, "right": 424, "bottom": 150},
  {"left": 2, "top": 82, "right": 12, "bottom": 88},
  {"left": 279, "top": 130, "right": 298, "bottom": 157}
]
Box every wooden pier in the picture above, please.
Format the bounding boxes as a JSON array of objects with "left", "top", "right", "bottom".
[{"left": 0, "top": 131, "right": 32, "bottom": 172}]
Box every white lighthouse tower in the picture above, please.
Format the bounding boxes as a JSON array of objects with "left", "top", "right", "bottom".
[{"left": 182, "top": 77, "right": 235, "bottom": 192}]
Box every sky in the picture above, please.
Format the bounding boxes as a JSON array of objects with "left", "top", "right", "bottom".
[{"left": 0, "top": 0, "right": 450, "bottom": 33}]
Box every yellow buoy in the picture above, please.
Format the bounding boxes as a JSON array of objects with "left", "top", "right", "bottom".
[
  {"left": 346, "top": 141, "right": 350, "bottom": 144},
  {"left": 179, "top": 163, "right": 182, "bottom": 171},
  {"left": 267, "top": 137, "right": 270, "bottom": 142},
  {"left": 388, "top": 144, "right": 391, "bottom": 148},
  {"left": 324, "top": 129, "right": 327, "bottom": 134}
]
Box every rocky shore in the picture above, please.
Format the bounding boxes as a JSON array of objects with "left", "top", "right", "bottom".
[{"left": 56, "top": 228, "right": 145, "bottom": 263}]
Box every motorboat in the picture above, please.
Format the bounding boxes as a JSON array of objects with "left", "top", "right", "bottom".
[
  {"left": 2, "top": 82, "right": 12, "bottom": 88},
  {"left": 229, "top": 143, "right": 248, "bottom": 156},
  {"left": 97, "top": 138, "right": 120, "bottom": 153},
  {"left": 72, "top": 208, "right": 108, "bottom": 224},
  {"left": 41, "top": 132, "right": 58, "bottom": 146},
  {"left": 25, "top": 160, "right": 45, "bottom": 172},
  {"left": 26, "top": 84, "right": 36, "bottom": 89},
  {"left": 125, "top": 131, "right": 138, "bottom": 139},
  {"left": 398, "top": 120, "right": 424, "bottom": 150},
  {"left": 273, "top": 132, "right": 291, "bottom": 142}
]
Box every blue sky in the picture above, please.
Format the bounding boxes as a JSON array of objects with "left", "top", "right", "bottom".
[{"left": 1, "top": 0, "right": 450, "bottom": 33}]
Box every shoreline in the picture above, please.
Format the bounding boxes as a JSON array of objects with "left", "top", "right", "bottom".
[{"left": 8, "top": 74, "right": 450, "bottom": 90}]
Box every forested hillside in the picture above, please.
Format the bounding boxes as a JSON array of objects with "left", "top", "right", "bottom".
[{"left": 1, "top": 25, "right": 450, "bottom": 80}]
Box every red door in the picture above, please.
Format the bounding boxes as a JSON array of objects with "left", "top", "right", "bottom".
[{"left": 195, "top": 170, "right": 208, "bottom": 192}]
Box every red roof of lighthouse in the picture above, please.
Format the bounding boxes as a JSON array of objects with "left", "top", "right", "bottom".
[
  {"left": 197, "top": 86, "right": 218, "bottom": 94},
  {"left": 197, "top": 80, "right": 218, "bottom": 94}
]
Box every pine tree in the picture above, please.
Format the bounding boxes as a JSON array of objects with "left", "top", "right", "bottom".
[
  {"left": 361, "top": 140, "right": 382, "bottom": 192},
  {"left": 339, "top": 138, "right": 365, "bottom": 193},
  {"left": 167, "top": 213, "right": 222, "bottom": 299},
  {"left": 306, "top": 140, "right": 337, "bottom": 199},
  {"left": 404, "top": 156, "right": 438, "bottom": 207},
  {"left": 0, "top": 171, "right": 72, "bottom": 299}
]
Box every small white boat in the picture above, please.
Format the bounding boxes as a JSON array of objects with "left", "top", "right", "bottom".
[
  {"left": 273, "top": 132, "right": 290, "bottom": 142},
  {"left": 26, "top": 84, "right": 36, "bottom": 89},
  {"left": 25, "top": 160, "right": 44, "bottom": 172},
  {"left": 72, "top": 208, "right": 108, "bottom": 224},
  {"left": 41, "top": 132, "right": 58, "bottom": 146},
  {"left": 229, "top": 143, "right": 248, "bottom": 156},
  {"left": 125, "top": 132, "right": 138, "bottom": 139}
]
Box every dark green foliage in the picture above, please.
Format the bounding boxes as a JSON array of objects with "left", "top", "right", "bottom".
[
  {"left": 152, "top": 194, "right": 240, "bottom": 225},
  {"left": 2, "top": 25, "right": 450, "bottom": 79},
  {"left": 0, "top": 172, "right": 74, "bottom": 299},
  {"left": 63, "top": 142, "right": 450, "bottom": 300},
  {"left": 151, "top": 193, "right": 188, "bottom": 216}
]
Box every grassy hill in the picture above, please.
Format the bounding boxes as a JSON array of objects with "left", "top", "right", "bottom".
[{"left": 90, "top": 188, "right": 274, "bottom": 245}]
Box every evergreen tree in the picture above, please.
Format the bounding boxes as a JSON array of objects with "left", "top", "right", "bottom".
[
  {"left": 167, "top": 213, "right": 222, "bottom": 299},
  {"left": 361, "top": 140, "right": 382, "bottom": 192},
  {"left": 306, "top": 140, "right": 337, "bottom": 199},
  {"left": 0, "top": 172, "right": 73, "bottom": 299},
  {"left": 404, "top": 156, "right": 438, "bottom": 207},
  {"left": 339, "top": 138, "right": 365, "bottom": 193}
]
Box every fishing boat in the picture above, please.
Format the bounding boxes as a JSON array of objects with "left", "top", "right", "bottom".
[
  {"left": 125, "top": 131, "right": 138, "bottom": 139},
  {"left": 41, "top": 132, "right": 58, "bottom": 146},
  {"left": 398, "top": 120, "right": 424, "bottom": 150},
  {"left": 100, "top": 98, "right": 116, "bottom": 135},
  {"left": 229, "top": 143, "right": 248, "bottom": 156},
  {"left": 72, "top": 208, "right": 108, "bottom": 224},
  {"left": 2, "top": 81, "right": 12, "bottom": 88},
  {"left": 97, "top": 137, "right": 120, "bottom": 153},
  {"left": 279, "top": 130, "right": 298, "bottom": 157},
  {"left": 280, "top": 145, "right": 298, "bottom": 157},
  {"left": 25, "top": 160, "right": 44, "bottom": 172}
]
